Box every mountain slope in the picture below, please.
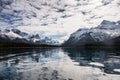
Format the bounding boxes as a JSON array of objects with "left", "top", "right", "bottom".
[
  {"left": 63, "top": 20, "right": 120, "bottom": 47},
  {"left": 0, "top": 0, "right": 120, "bottom": 42},
  {"left": 0, "top": 28, "right": 60, "bottom": 47}
]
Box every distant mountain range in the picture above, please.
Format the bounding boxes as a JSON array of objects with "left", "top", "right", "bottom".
[
  {"left": 0, "top": 28, "right": 59, "bottom": 47},
  {"left": 63, "top": 20, "right": 120, "bottom": 47},
  {"left": 0, "top": 0, "right": 120, "bottom": 48},
  {"left": 0, "top": 0, "right": 120, "bottom": 42},
  {"left": 0, "top": 20, "right": 120, "bottom": 48}
]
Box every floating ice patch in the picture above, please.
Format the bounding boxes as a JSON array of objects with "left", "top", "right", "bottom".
[
  {"left": 114, "top": 69, "right": 120, "bottom": 72},
  {"left": 89, "top": 62, "right": 104, "bottom": 67}
]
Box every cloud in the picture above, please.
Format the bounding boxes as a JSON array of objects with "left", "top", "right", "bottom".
[{"left": 0, "top": 0, "right": 120, "bottom": 43}]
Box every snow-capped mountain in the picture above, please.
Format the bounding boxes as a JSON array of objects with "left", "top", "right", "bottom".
[
  {"left": 63, "top": 20, "right": 120, "bottom": 46},
  {"left": 0, "top": 28, "right": 60, "bottom": 45},
  {"left": 0, "top": 0, "right": 120, "bottom": 43}
]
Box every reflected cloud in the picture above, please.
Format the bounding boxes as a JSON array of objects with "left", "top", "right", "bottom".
[
  {"left": 63, "top": 48, "right": 120, "bottom": 74},
  {"left": 0, "top": 48, "right": 120, "bottom": 80}
]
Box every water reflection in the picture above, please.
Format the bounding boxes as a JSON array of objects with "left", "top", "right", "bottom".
[
  {"left": 0, "top": 48, "right": 120, "bottom": 80},
  {"left": 63, "top": 48, "right": 120, "bottom": 74}
]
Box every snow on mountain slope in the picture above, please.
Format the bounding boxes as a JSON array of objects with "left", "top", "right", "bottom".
[
  {"left": 0, "top": 28, "right": 60, "bottom": 45},
  {"left": 63, "top": 20, "right": 120, "bottom": 46},
  {"left": 97, "top": 20, "right": 120, "bottom": 29},
  {"left": 0, "top": 0, "right": 120, "bottom": 43}
]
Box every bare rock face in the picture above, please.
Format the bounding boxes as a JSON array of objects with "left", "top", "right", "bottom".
[
  {"left": 63, "top": 20, "right": 120, "bottom": 47},
  {"left": 0, "top": 28, "right": 59, "bottom": 46}
]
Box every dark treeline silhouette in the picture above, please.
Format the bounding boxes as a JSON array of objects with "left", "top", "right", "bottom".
[{"left": 0, "top": 42, "right": 59, "bottom": 48}]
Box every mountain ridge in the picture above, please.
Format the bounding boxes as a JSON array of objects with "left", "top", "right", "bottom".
[
  {"left": 0, "top": 28, "right": 60, "bottom": 47},
  {"left": 63, "top": 20, "right": 120, "bottom": 47}
]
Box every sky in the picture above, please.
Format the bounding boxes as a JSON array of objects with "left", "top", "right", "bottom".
[{"left": 0, "top": 0, "right": 120, "bottom": 43}]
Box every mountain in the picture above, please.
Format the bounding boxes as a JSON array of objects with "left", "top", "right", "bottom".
[
  {"left": 0, "top": 0, "right": 120, "bottom": 43},
  {"left": 63, "top": 20, "right": 120, "bottom": 47},
  {"left": 0, "top": 28, "right": 60, "bottom": 47}
]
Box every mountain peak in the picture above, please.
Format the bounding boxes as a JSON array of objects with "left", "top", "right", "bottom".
[
  {"left": 98, "top": 20, "right": 120, "bottom": 29},
  {"left": 0, "top": 0, "right": 120, "bottom": 43},
  {"left": 0, "top": 28, "right": 59, "bottom": 45},
  {"left": 63, "top": 20, "right": 120, "bottom": 46}
]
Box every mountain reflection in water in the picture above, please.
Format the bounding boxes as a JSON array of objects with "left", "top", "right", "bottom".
[{"left": 0, "top": 48, "right": 120, "bottom": 80}]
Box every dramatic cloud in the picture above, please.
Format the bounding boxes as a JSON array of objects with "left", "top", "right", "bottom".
[{"left": 0, "top": 0, "right": 120, "bottom": 43}]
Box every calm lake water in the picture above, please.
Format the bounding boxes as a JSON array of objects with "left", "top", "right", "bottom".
[{"left": 0, "top": 48, "right": 120, "bottom": 80}]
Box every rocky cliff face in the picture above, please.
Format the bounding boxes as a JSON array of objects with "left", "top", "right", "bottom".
[
  {"left": 0, "top": 28, "right": 59, "bottom": 46},
  {"left": 63, "top": 20, "right": 120, "bottom": 47},
  {"left": 0, "top": 0, "right": 120, "bottom": 43}
]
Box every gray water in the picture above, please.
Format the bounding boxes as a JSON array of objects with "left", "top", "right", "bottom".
[{"left": 0, "top": 48, "right": 120, "bottom": 80}]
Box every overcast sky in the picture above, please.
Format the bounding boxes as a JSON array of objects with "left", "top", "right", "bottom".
[{"left": 0, "top": 0, "right": 120, "bottom": 43}]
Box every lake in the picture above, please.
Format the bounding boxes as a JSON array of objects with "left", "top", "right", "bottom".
[{"left": 0, "top": 48, "right": 120, "bottom": 80}]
